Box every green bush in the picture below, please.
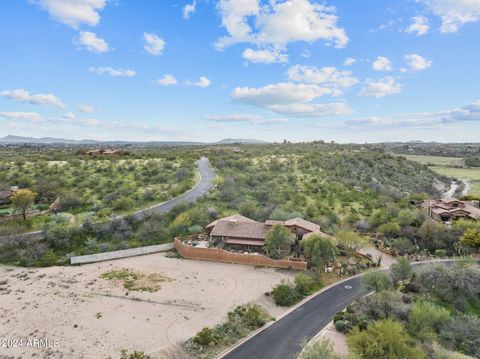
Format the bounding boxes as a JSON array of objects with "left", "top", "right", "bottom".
[
  {"left": 363, "top": 271, "right": 393, "bottom": 292},
  {"left": 272, "top": 281, "right": 302, "bottom": 306},
  {"left": 391, "top": 257, "right": 412, "bottom": 283},
  {"left": 193, "top": 326, "right": 217, "bottom": 346},
  {"left": 435, "top": 249, "right": 447, "bottom": 258},
  {"left": 294, "top": 272, "right": 318, "bottom": 296},
  {"left": 335, "top": 320, "right": 346, "bottom": 333},
  {"left": 378, "top": 222, "right": 401, "bottom": 238},
  {"left": 408, "top": 300, "right": 451, "bottom": 341}
]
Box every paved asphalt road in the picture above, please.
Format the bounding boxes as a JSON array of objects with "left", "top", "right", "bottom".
[
  {"left": 223, "top": 261, "right": 461, "bottom": 359},
  {"left": 131, "top": 157, "right": 216, "bottom": 221}
]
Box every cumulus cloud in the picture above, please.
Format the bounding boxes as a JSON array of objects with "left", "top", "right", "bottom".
[
  {"left": 359, "top": 77, "right": 402, "bottom": 98},
  {"left": 205, "top": 113, "right": 288, "bottom": 125},
  {"left": 187, "top": 76, "right": 211, "bottom": 88},
  {"left": 418, "top": 0, "right": 480, "bottom": 33},
  {"left": 0, "top": 112, "right": 42, "bottom": 122},
  {"left": 242, "top": 48, "right": 288, "bottom": 64},
  {"left": 287, "top": 65, "right": 358, "bottom": 93},
  {"left": 372, "top": 56, "right": 393, "bottom": 71},
  {"left": 344, "top": 57, "right": 356, "bottom": 66},
  {"left": 88, "top": 67, "right": 136, "bottom": 77},
  {"left": 74, "top": 31, "right": 109, "bottom": 53},
  {"left": 216, "top": 0, "right": 348, "bottom": 51},
  {"left": 231, "top": 82, "right": 352, "bottom": 117},
  {"left": 405, "top": 16, "right": 430, "bottom": 36},
  {"left": 1, "top": 89, "right": 65, "bottom": 108},
  {"left": 156, "top": 74, "right": 178, "bottom": 86},
  {"left": 63, "top": 112, "right": 76, "bottom": 120},
  {"left": 78, "top": 104, "right": 95, "bottom": 113},
  {"left": 143, "top": 33, "right": 166, "bottom": 56},
  {"left": 347, "top": 100, "right": 480, "bottom": 127},
  {"left": 405, "top": 54, "right": 432, "bottom": 71},
  {"left": 183, "top": 0, "right": 196, "bottom": 20},
  {"left": 30, "top": 0, "right": 107, "bottom": 28}
]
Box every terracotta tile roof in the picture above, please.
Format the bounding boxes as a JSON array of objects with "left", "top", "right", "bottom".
[
  {"left": 206, "top": 214, "right": 257, "bottom": 228},
  {"left": 210, "top": 220, "right": 268, "bottom": 240},
  {"left": 284, "top": 217, "right": 321, "bottom": 233}
]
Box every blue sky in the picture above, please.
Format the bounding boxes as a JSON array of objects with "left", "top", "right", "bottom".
[{"left": 1, "top": 0, "right": 479, "bottom": 143}]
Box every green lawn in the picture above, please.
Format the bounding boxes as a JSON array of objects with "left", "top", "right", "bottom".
[
  {"left": 403, "top": 155, "right": 480, "bottom": 197},
  {"left": 429, "top": 166, "right": 480, "bottom": 196},
  {"left": 402, "top": 155, "right": 463, "bottom": 166}
]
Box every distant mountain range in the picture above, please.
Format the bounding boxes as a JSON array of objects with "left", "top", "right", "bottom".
[{"left": 0, "top": 135, "right": 267, "bottom": 145}]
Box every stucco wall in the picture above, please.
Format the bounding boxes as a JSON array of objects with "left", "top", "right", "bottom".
[
  {"left": 70, "top": 243, "right": 174, "bottom": 265},
  {"left": 175, "top": 239, "right": 307, "bottom": 270}
]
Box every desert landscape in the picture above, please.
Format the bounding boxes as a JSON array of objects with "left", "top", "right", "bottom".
[{"left": 0, "top": 253, "right": 293, "bottom": 358}]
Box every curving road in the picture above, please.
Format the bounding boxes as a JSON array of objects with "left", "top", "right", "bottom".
[
  {"left": 131, "top": 157, "right": 216, "bottom": 221},
  {"left": 221, "top": 260, "right": 464, "bottom": 359}
]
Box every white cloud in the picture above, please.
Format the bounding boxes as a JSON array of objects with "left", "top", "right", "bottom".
[
  {"left": 359, "top": 77, "right": 402, "bottom": 98},
  {"left": 0, "top": 112, "right": 42, "bottom": 122},
  {"left": 63, "top": 112, "right": 76, "bottom": 120},
  {"left": 1, "top": 89, "right": 65, "bottom": 108},
  {"left": 187, "top": 76, "right": 211, "bottom": 88},
  {"left": 347, "top": 100, "right": 480, "bottom": 127},
  {"left": 287, "top": 65, "right": 358, "bottom": 92},
  {"left": 143, "top": 33, "right": 166, "bottom": 56},
  {"left": 242, "top": 48, "right": 288, "bottom": 63},
  {"left": 216, "top": 0, "right": 348, "bottom": 50},
  {"left": 405, "top": 54, "right": 432, "bottom": 71},
  {"left": 372, "top": 56, "right": 393, "bottom": 71},
  {"left": 344, "top": 57, "right": 356, "bottom": 66},
  {"left": 156, "top": 74, "right": 178, "bottom": 86},
  {"left": 78, "top": 104, "right": 95, "bottom": 113},
  {"left": 418, "top": 0, "right": 480, "bottom": 33},
  {"left": 30, "top": 0, "right": 107, "bottom": 28},
  {"left": 88, "top": 67, "right": 136, "bottom": 77},
  {"left": 183, "top": 0, "right": 196, "bottom": 20},
  {"left": 74, "top": 31, "right": 109, "bottom": 53},
  {"left": 205, "top": 113, "right": 288, "bottom": 125},
  {"left": 405, "top": 16, "right": 430, "bottom": 36},
  {"left": 231, "top": 82, "right": 352, "bottom": 117}
]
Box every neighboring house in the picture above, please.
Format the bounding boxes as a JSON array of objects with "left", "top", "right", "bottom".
[
  {"left": 420, "top": 198, "right": 480, "bottom": 222},
  {"left": 0, "top": 190, "right": 13, "bottom": 205},
  {"left": 206, "top": 214, "right": 325, "bottom": 251}
]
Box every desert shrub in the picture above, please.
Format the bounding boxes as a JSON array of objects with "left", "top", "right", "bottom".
[
  {"left": 408, "top": 300, "right": 451, "bottom": 341},
  {"left": 347, "top": 319, "right": 426, "bottom": 359},
  {"left": 415, "top": 264, "right": 480, "bottom": 309},
  {"left": 43, "top": 214, "right": 79, "bottom": 249},
  {"left": 35, "top": 250, "right": 61, "bottom": 267},
  {"left": 363, "top": 271, "right": 393, "bottom": 292},
  {"left": 391, "top": 257, "right": 412, "bottom": 283},
  {"left": 390, "top": 238, "right": 416, "bottom": 255},
  {"left": 435, "top": 249, "right": 447, "bottom": 257},
  {"left": 294, "top": 272, "right": 320, "bottom": 296},
  {"left": 397, "top": 209, "right": 416, "bottom": 227},
  {"left": 378, "top": 222, "right": 401, "bottom": 238},
  {"left": 193, "top": 327, "right": 218, "bottom": 346},
  {"left": 460, "top": 229, "right": 480, "bottom": 250},
  {"left": 119, "top": 349, "right": 152, "bottom": 359},
  {"left": 272, "top": 281, "right": 302, "bottom": 306},
  {"left": 335, "top": 320, "right": 346, "bottom": 333},
  {"left": 113, "top": 197, "right": 135, "bottom": 211},
  {"left": 333, "top": 311, "right": 345, "bottom": 323},
  {"left": 335, "top": 230, "right": 367, "bottom": 253},
  {"left": 297, "top": 338, "right": 343, "bottom": 359},
  {"left": 440, "top": 315, "right": 480, "bottom": 357},
  {"left": 58, "top": 192, "right": 84, "bottom": 211}
]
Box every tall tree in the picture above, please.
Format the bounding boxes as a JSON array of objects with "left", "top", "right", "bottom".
[
  {"left": 264, "top": 225, "right": 295, "bottom": 259},
  {"left": 12, "top": 189, "right": 36, "bottom": 221}
]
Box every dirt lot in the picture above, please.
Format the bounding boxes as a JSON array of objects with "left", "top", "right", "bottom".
[{"left": 0, "top": 253, "right": 294, "bottom": 359}]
